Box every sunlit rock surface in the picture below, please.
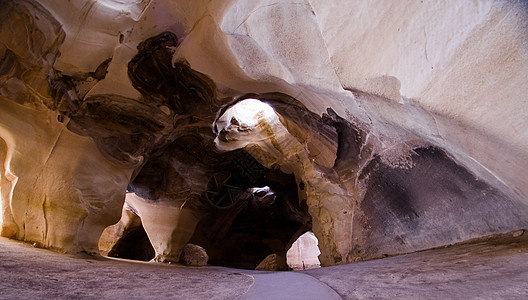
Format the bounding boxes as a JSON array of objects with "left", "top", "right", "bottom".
[
  {"left": 287, "top": 231, "right": 321, "bottom": 270},
  {"left": 1, "top": 0, "right": 527, "bottom": 267}
]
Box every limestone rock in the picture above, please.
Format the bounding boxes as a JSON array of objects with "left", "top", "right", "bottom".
[
  {"left": 99, "top": 204, "right": 154, "bottom": 261},
  {"left": 179, "top": 244, "right": 208, "bottom": 266},
  {"left": 513, "top": 230, "right": 525, "bottom": 238},
  {"left": 255, "top": 254, "right": 290, "bottom": 271},
  {"left": 1, "top": 0, "right": 527, "bottom": 268},
  {"left": 125, "top": 193, "right": 202, "bottom": 264}
]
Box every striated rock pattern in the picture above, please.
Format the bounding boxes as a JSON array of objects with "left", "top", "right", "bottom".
[
  {"left": 0, "top": 0, "right": 135, "bottom": 254},
  {"left": 0, "top": 0, "right": 527, "bottom": 268}
]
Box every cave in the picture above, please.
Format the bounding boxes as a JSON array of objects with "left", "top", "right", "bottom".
[{"left": 1, "top": 0, "right": 528, "bottom": 298}]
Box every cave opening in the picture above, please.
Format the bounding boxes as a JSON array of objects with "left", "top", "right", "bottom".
[
  {"left": 195, "top": 97, "right": 316, "bottom": 269},
  {"left": 214, "top": 98, "right": 281, "bottom": 152},
  {"left": 190, "top": 164, "right": 312, "bottom": 270},
  {"left": 286, "top": 231, "right": 321, "bottom": 270},
  {"left": 98, "top": 97, "right": 319, "bottom": 270},
  {"left": 99, "top": 149, "right": 315, "bottom": 270}
]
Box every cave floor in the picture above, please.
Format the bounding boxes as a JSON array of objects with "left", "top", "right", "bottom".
[{"left": 0, "top": 231, "right": 527, "bottom": 299}]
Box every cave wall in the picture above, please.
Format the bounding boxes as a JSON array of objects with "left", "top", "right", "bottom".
[
  {"left": 0, "top": 0, "right": 136, "bottom": 253},
  {"left": 214, "top": 96, "right": 528, "bottom": 265},
  {"left": 0, "top": 0, "right": 527, "bottom": 266}
]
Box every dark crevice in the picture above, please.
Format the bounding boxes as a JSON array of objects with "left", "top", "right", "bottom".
[
  {"left": 190, "top": 167, "right": 311, "bottom": 269},
  {"left": 108, "top": 224, "right": 155, "bottom": 261}
]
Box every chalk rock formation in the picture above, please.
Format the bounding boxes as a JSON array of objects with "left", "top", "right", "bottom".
[
  {"left": 1, "top": 0, "right": 528, "bottom": 268},
  {"left": 0, "top": 0, "right": 135, "bottom": 254},
  {"left": 98, "top": 203, "right": 154, "bottom": 260}
]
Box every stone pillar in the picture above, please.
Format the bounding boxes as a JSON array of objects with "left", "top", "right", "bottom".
[{"left": 126, "top": 193, "right": 203, "bottom": 263}]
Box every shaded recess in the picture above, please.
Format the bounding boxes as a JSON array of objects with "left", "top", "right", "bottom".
[
  {"left": 36, "top": 28, "right": 525, "bottom": 267},
  {"left": 322, "top": 108, "right": 372, "bottom": 177},
  {"left": 126, "top": 131, "right": 239, "bottom": 205},
  {"left": 190, "top": 168, "right": 312, "bottom": 269},
  {"left": 92, "top": 32, "right": 317, "bottom": 267},
  {"left": 125, "top": 139, "right": 312, "bottom": 268},
  {"left": 355, "top": 146, "right": 528, "bottom": 259},
  {"left": 128, "top": 31, "right": 217, "bottom": 118},
  {"left": 108, "top": 222, "right": 155, "bottom": 261},
  {"left": 46, "top": 31, "right": 223, "bottom": 170},
  {"left": 2, "top": 1, "right": 527, "bottom": 270}
]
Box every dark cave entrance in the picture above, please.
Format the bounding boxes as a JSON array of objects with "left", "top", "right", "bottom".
[
  {"left": 190, "top": 163, "right": 313, "bottom": 270},
  {"left": 189, "top": 98, "right": 315, "bottom": 269},
  {"left": 101, "top": 150, "right": 313, "bottom": 270},
  {"left": 100, "top": 97, "right": 323, "bottom": 269},
  {"left": 92, "top": 31, "right": 331, "bottom": 268}
]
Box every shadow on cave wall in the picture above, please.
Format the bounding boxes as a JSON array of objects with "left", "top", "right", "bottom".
[
  {"left": 2, "top": 1, "right": 526, "bottom": 266},
  {"left": 353, "top": 146, "right": 528, "bottom": 260},
  {"left": 107, "top": 223, "right": 155, "bottom": 261}
]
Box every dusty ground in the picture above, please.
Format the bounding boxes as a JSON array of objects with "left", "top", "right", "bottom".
[
  {"left": 306, "top": 230, "right": 528, "bottom": 299},
  {"left": 0, "top": 238, "right": 253, "bottom": 299},
  {"left": 0, "top": 231, "right": 527, "bottom": 299}
]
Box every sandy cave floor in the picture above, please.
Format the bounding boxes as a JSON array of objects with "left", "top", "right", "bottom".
[{"left": 0, "top": 231, "right": 527, "bottom": 299}]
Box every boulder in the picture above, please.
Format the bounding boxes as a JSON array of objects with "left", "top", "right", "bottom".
[
  {"left": 180, "top": 244, "right": 209, "bottom": 266},
  {"left": 255, "top": 254, "right": 289, "bottom": 271}
]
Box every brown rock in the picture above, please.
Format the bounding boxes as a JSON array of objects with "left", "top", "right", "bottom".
[
  {"left": 180, "top": 244, "right": 208, "bottom": 266},
  {"left": 256, "top": 254, "right": 290, "bottom": 271},
  {"left": 513, "top": 230, "right": 525, "bottom": 238}
]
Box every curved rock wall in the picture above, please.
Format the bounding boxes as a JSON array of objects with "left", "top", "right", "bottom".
[
  {"left": 1, "top": 0, "right": 527, "bottom": 266},
  {"left": 0, "top": 0, "right": 135, "bottom": 253}
]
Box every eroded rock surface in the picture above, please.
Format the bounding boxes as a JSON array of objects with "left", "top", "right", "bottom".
[
  {"left": 0, "top": 0, "right": 527, "bottom": 269},
  {"left": 0, "top": 0, "right": 134, "bottom": 253},
  {"left": 179, "top": 243, "right": 209, "bottom": 266},
  {"left": 99, "top": 204, "right": 154, "bottom": 261},
  {"left": 255, "top": 253, "right": 290, "bottom": 271}
]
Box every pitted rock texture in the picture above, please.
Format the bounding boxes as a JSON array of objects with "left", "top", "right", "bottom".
[
  {"left": 0, "top": 0, "right": 527, "bottom": 268},
  {"left": 179, "top": 243, "right": 208, "bottom": 266}
]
